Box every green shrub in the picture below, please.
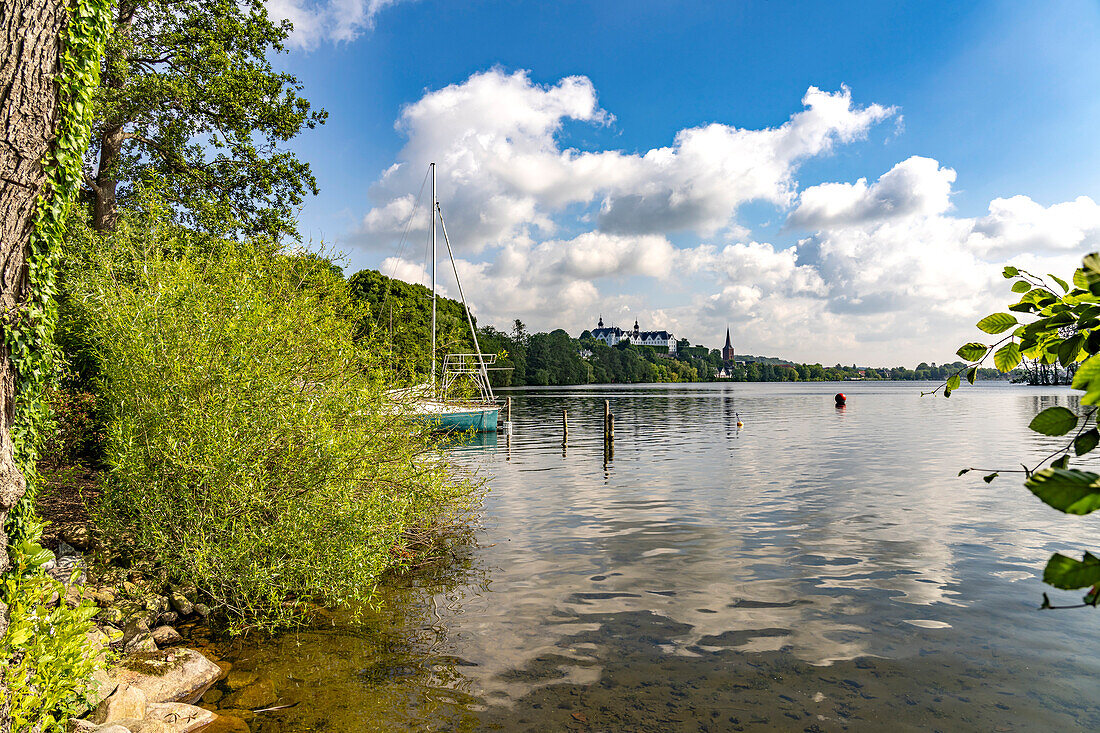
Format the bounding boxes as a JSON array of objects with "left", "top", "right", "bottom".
[
  {"left": 0, "top": 522, "right": 100, "bottom": 732},
  {"left": 67, "top": 217, "right": 479, "bottom": 632}
]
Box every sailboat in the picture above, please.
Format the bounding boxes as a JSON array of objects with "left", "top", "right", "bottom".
[{"left": 408, "top": 162, "right": 501, "bottom": 433}]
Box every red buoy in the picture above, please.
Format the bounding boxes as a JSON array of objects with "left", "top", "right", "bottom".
[{"left": 834, "top": 393, "right": 846, "bottom": 406}]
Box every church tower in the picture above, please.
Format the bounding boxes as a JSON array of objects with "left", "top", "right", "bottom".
[{"left": 722, "top": 327, "right": 735, "bottom": 362}]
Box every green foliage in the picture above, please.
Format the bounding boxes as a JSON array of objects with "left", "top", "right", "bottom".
[
  {"left": 1075, "top": 428, "right": 1100, "bottom": 457},
  {"left": 1024, "top": 469, "right": 1100, "bottom": 515},
  {"left": 976, "top": 313, "right": 1018, "bottom": 334},
  {"left": 88, "top": 0, "right": 325, "bottom": 237},
  {"left": 1028, "top": 406, "right": 1078, "bottom": 436},
  {"left": 5, "top": 0, "right": 111, "bottom": 543},
  {"left": 67, "top": 221, "right": 477, "bottom": 633},
  {"left": 1, "top": 525, "right": 100, "bottom": 731},
  {"left": 2, "top": 0, "right": 111, "bottom": 727},
  {"left": 348, "top": 269, "right": 475, "bottom": 385},
  {"left": 951, "top": 253, "right": 1100, "bottom": 605},
  {"left": 957, "top": 342, "right": 988, "bottom": 361},
  {"left": 1043, "top": 552, "right": 1100, "bottom": 592}
]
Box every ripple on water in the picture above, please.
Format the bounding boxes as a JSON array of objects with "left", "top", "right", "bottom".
[{"left": 215, "top": 382, "right": 1100, "bottom": 731}]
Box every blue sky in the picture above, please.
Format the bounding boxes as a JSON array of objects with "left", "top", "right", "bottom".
[{"left": 268, "top": 0, "right": 1100, "bottom": 365}]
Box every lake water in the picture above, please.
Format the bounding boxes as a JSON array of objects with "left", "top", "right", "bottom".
[{"left": 199, "top": 382, "right": 1100, "bottom": 731}]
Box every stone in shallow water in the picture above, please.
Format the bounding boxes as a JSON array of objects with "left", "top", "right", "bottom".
[
  {"left": 109, "top": 648, "right": 221, "bottom": 704},
  {"left": 222, "top": 680, "right": 276, "bottom": 710},
  {"left": 202, "top": 714, "right": 251, "bottom": 733},
  {"left": 224, "top": 671, "right": 256, "bottom": 691},
  {"left": 146, "top": 702, "right": 217, "bottom": 732}
]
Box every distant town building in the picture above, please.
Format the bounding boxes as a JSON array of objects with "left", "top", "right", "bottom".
[
  {"left": 722, "top": 327, "right": 735, "bottom": 362},
  {"left": 591, "top": 316, "right": 677, "bottom": 354}
]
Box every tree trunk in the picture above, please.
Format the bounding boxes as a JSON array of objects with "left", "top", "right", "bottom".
[
  {"left": 90, "top": 0, "right": 136, "bottom": 232},
  {"left": 0, "top": 0, "right": 66, "bottom": 670}
]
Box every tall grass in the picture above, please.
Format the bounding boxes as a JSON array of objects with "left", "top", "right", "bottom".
[{"left": 65, "top": 218, "right": 479, "bottom": 632}]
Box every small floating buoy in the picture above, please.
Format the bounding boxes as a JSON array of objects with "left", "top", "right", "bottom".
[
  {"left": 736, "top": 412, "right": 744, "bottom": 428},
  {"left": 835, "top": 393, "right": 846, "bottom": 407}
]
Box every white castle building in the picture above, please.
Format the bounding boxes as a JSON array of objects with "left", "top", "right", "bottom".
[{"left": 591, "top": 316, "right": 677, "bottom": 354}]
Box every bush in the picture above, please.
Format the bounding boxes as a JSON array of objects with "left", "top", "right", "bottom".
[
  {"left": 0, "top": 523, "right": 100, "bottom": 731},
  {"left": 66, "top": 217, "right": 479, "bottom": 632}
]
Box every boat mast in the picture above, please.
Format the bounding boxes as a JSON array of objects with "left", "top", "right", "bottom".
[
  {"left": 437, "top": 208, "right": 492, "bottom": 399},
  {"left": 430, "top": 162, "right": 437, "bottom": 395}
]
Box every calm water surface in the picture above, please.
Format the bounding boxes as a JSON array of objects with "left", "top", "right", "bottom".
[{"left": 200, "top": 382, "right": 1100, "bottom": 731}]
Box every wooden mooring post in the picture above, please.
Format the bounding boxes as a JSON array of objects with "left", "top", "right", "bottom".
[
  {"left": 562, "top": 409, "right": 569, "bottom": 445},
  {"left": 604, "top": 399, "right": 614, "bottom": 461}
]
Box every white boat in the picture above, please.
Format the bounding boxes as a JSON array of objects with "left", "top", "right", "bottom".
[{"left": 411, "top": 163, "right": 500, "bottom": 433}]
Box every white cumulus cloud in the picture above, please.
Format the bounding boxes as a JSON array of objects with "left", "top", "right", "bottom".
[
  {"left": 346, "top": 72, "right": 1099, "bottom": 365},
  {"left": 266, "top": 0, "right": 410, "bottom": 49},
  {"left": 351, "top": 71, "right": 896, "bottom": 252}
]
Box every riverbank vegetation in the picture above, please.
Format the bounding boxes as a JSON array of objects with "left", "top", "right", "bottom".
[
  {"left": 1, "top": 1, "right": 481, "bottom": 727},
  {"left": 352, "top": 269, "right": 1007, "bottom": 387},
  {"left": 59, "top": 204, "right": 479, "bottom": 634}
]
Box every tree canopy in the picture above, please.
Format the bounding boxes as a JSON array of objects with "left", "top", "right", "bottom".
[{"left": 85, "top": 0, "right": 325, "bottom": 238}]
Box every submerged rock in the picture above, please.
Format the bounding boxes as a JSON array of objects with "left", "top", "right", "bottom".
[
  {"left": 222, "top": 680, "right": 276, "bottom": 710},
  {"left": 146, "top": 702, "right": 216, "bottom": 732},
  {"left": 109, "top": 648, "right": 221, "bottom": 705},
  {"left": 201, "top": 714, "right": 250, "bottom": 733},
  {"left": 224, "top": 671, "right": 256, "bottom": 691}
]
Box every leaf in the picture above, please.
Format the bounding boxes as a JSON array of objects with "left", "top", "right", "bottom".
[
  {"left": 1089, "top": 330, "right": 1100, "bottom": 356},
  {"left": 1074, "top": 267, "right": 1090, "bottom": 289},
  {"left": 983, "top": 472, "right": 998, "bottom": 483},
  {"left": 1072, "top": 354, "right": 1100, "bottom": 405},
  {"left": 1025, "top": 468, "right": 1100, "bottom": 514},
  {"left": 993, "top": 342, "right": 1022, "bottom": 372},
  {"left": 1011, "top": 281, "right": 1032, "bottom": 293},
  {"left": 1003, "top": 266, "right": 1019, "bottom": 279},
  {"left": 976, "top": 313, "right": 1018, "bottom": 334},
  {"left": 1083, "top": 253, "right": 1100, "bottom": 278},
  {"left": 1043, "top": 551, "right": 1100, "bottom": 590},
  {"left": 1075, "top": 428, "right": 1100, "bottom": 457},
  {"left": 958, "top": 469, "right": 970, "bottom": 476},
  {"left": 1058, "top": 334, "right": 1084, "bottom": 367},
  {"left": 1028, "top": 406, "right": 1078, "bottom": 436},
  {"left": 956, "top": 342, "right": 987, "bottom": 361},
  {"left": 1052, "top": 454, "right": 1071, "bottom": 469},
  {"left": 967, "top": 366, "right": 978, "bottom": 385},
  {"left": 944, "top": 373, "right": 961, "bottom": 397},
  {"left": 1050, "top": 274, "right": 1070, "bottom": 293}
]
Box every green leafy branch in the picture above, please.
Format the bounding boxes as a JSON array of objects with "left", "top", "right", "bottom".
[{"left": 940, "top": 254, "right": 1100, "bottom": 609}]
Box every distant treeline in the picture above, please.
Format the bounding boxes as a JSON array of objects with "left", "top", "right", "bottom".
[{"left": 349, "top": 269, "right": 1006, "bottom": 386}]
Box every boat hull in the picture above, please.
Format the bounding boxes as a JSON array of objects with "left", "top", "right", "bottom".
[{"left": 413, "top": 406, "right": 500, "bottom": 433}]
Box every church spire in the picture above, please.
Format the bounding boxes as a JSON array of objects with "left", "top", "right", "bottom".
[{"left": 722, "top": 326, "right": 735, "bottom": 362}]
